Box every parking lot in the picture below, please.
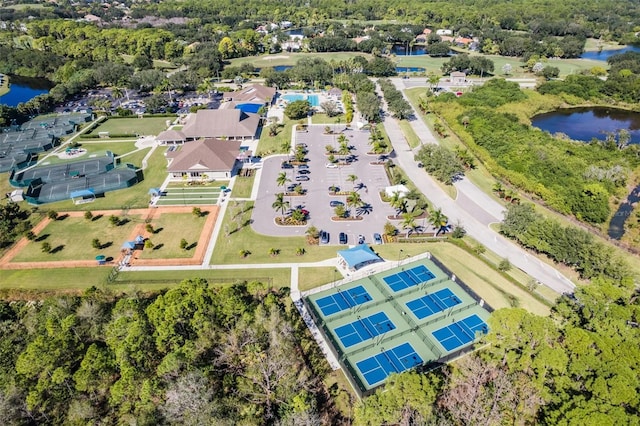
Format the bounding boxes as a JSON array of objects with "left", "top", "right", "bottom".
[{"left": 251, "top": 124, "right": 396, "bottom": 245}]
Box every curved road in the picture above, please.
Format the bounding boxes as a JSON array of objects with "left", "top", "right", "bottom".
[{"left": 383, "top": 78, "right": 575, "bottom": 294}]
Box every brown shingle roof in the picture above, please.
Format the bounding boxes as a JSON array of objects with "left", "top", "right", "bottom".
[
  {"left": 167, "top": 139, "right": 241, "bottom": 172},
  {"left": 156, "top": 129, "right": 186, "bottom": 142},
  {"left": 227, "top": 83, "right": 276, "bottom": 103},
  {"left": 182, "top": 109, "right": 260, "bottom": 139}
]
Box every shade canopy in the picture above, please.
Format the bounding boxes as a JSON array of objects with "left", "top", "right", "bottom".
[{"left": 338, "top": 244, "right": 383, "bottom": 271}]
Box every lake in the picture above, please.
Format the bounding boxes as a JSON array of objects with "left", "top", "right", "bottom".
[
  {"left": 391, "top": 45, "right": 428, "bottom": 56},
  {"left": 580, "top": 45, "right": 640, "bottom": 61},
  {"left": 0, "top": 75, "right": 52, "bottom": 107},
  {"left": 531, "top": 107, "right": 640, "bottom": 144}
]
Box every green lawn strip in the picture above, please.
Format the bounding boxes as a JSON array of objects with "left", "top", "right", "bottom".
[
  {"left": 396, "top": 119, "right": 421, "bottom": 149},
  {"left": 41, "top": 143, "right": 140, "bottom": 166},
  {"left": 231, "top": 174, "right": 255, "bottom": 198},
  {"left": 115, "top": 268, "right": 291, "bottom": 288},
  {"left": 0, "top": 76, "right": 9, "bottom": 96},
  {"left": 0, "top": 268, "right": 112, "bottom": 291},
  {"left": 211, "top": 201, "right": 338, "bottom": 264},
  {"left": 12, "top": 215, "right": 138, "bottom": 262},
  {"left": 298, "top": 267, "right": 338, "bottom": 292},
  {"left": 138, "top": 213, "right": 207, "bottom": 259},
  {"left": 310, "top": 113, "right": 346, "bottom": 125},
  {"left": 155, "top": 198, "right": 215, "bottom": 206},
  {"left": 166, "top": 181, "right": 229, "bottom": 189},
  {"left": 89, "top": 117, "right": 172, "bottom": 136},
  {"left": 257, "top": 117, "right": 294, "bottom": 156}
]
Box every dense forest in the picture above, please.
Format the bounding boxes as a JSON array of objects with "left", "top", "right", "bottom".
[{"left": 1, "top": 274, "right": 638, "bottom": 425}]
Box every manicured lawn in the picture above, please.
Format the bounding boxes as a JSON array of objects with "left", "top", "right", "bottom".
[
  {"left": 40, "top": 141, "right": 139, "bottom": 165},
  {"left": 211, "top": 201, "right": 339, "bottom": 264},
  {"left": 12, "top": 214, "right": 137, "bottom": 262},
  {"left": 257, "top": 117, "right": 295, "bottom": 156},
  {"left": 138, "top": 213, "right": 208, "bottom": 259},
  {"left": 310, "top": 113, "right": 346, "bottom": 125},
  {"left": 229, "top": 52, "right": 372, "bottom": 69},
  {"left": 298, "top": 267, "right": 338, "bottom": 292},
  {"left": 0, "top": 268, "right": 112, "bottom": 291},
  {"left": 396, "top": 119, "right": 421, "bottom": 149},
  {"left": 90, "top": 117, "right": 172, "bottom": 136},
  {"left": 115, "top": 268, "right": 292, "bottom": 288},
  {"left": 231, "top": 174, "right": 255, "bottom": 198}
]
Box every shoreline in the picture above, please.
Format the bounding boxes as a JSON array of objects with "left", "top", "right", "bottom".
[{"left": 0, "top": 74, "right": 9, "bottom": 97}]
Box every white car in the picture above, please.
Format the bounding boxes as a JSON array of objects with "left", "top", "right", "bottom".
[{"left": 325, "top": 162, "right": 338, "bottom": 169}]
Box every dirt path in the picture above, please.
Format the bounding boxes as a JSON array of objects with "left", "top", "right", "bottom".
[{"left": 0, "top": 206, "right": 219, "bottom": 270}]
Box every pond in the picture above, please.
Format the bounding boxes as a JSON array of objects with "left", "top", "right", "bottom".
[
  {"left": 580, "top": 45, "right": 640, "bottom": 61},
  {"left": 391, "top": 45, "right": 428, "bottom": 56},
  {"left": 0, "top": 75, "right": 52, "bottom": 107},
  {"left": 531, "top": 107, "right": 640, "bottom": 144}
]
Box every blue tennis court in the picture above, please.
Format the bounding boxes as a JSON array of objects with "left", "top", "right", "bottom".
[
  {"left": 334, "top": 312, "right": 396, "bottom": 348},
  {"left": 315, "top": 285, "right": 372, "bottom": 316},
  {"left": 406, "top": 288, "right": 462, "bottom": 319},
  {"left": 383, "top": 265, "right": 436, "bottom": 292},
  {"left": 356, "top": 343, "right": 423, "bottom": 386},
  {"left": 432, "top": 315, "right": 489, "bottom": 352}
]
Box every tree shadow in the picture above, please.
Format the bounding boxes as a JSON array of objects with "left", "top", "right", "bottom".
[
  {"left": 91, "top": 214, "right": 103, "bottom": 221},
  {"left": 356, "top": 203, "right": 373, "bottom": 216},
  {"left": 153, "top": 227, "right": 164, "bottom": 234},
  {"left": 56, "top": 214, "right": 69, "bottom": 221},
  {"left": 99, "top": 241, "right": 113, "bottom": 249},
  {"left": 118, "top": 218, "right": 130, "bottom": 226},
  {"left": 186, "top": 242, "right": 197, "bottom": 250},
  {"left": 50, "top": 245, "right": 64, "bottom": 254},
  {"left": 152, "top": 243, "right": 164, "bottom": 251},
  {"left": 35, "top": 234, "right": 50, "bottom": 242}
]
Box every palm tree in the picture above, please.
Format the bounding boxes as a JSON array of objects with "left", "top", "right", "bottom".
[
  {"left": 347, "top": 174, "right": 358, "bottom": 189},
  {"left": 276, "top": 172, "right": 290, "bottom": 190},
  {"left": 346, "top": 191, "right": 364, "bottom": 218},
  {"left": 388, "top": 192, "right": 407, "bottom": 218},
  {"left": 427, "top": 72, "right": 440, "bottom": 91},
  {"left": 111, "top": 87, "right": 123, "bottom": 103},
  {"left": 272, "top": 193, "right": 289, "bottom": 220},
  {"left": 400, "top": 213, "right": 418, "bottom": 237},
  {"left": 197, "top": 78, "right": 214, "bottom": 102},
  {"left": 428, "top": 208, "right": 449, "bottom": 236}
]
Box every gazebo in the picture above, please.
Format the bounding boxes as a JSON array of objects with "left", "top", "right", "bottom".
[{"left": 337, "top": 244, "right": 384, "bottom": 271}]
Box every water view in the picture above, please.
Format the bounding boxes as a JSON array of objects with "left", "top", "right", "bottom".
[
  {"left": 580, "top": 45, "right": 640, "bottom": 61},
  {"left": 391, "top": 45, "right": 428, "bottom": 56},
  {"left": 0, "top": 75, "right": 51, "bottom": 107},
  {"left": 531, "top": 107, "right": 640, "bottom": 144}
]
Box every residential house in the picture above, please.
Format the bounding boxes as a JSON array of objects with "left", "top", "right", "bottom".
[
  {"left": 436, "top": 29, "right": 452, "bottom": 36},
  {"left": 166, "top": 138, "right": 242, "bottom": 180}
]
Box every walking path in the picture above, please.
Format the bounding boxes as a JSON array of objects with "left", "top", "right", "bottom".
[{"left": 385, "top": 78, "right": 575, "bottom": 294}]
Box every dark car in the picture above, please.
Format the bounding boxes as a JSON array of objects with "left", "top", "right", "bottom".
[
  {"left": 298, "top": 164, "right": 309, "bottom": 170},
  {"left": 357, "top": 234, "right": 365, "bottom": 244},
  {"left": 281, "top": 162, "right": 293, "bottom": 169},
  {"left": 298, "top": 169, "right": 311, "bottom": 175},
  {"left": 287, "top": 183, "right": 300, "bottom": 192},
  {"left": 373, "top": 233, "right": 383, "bottom": 245},
  {"left": 295, "top": 175, "right": 310, "bottom": 181},
  {"left": 328, "top": 185, "right": 340, "bottom": 192},
  {"left": 330, "top": 200, "right": 344, "bottom": 207},
  {"left": 320, "top": 231, "right": 330, "bottom": 244},
  {"left": 339, "top": 232, "right": 348, "bottom": 244}
]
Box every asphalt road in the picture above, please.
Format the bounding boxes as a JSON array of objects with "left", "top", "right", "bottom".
[
  {"left": 384, "top": 78, "right": 575, "bottom": 295},
  {"left": 251, "top": 124, "right": 397, "bottom": 245}
]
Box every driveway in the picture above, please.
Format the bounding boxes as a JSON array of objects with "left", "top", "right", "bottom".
[{"left": 251, "top": 124, "right": 396, "bottom": 244}]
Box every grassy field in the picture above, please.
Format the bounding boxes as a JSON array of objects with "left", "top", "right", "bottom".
[
  {"left": 211, "top": 201, "right": 340, "bottom": 264},
  {"left": 137, "top": 213, "right": 208, "bottom": 259},
  {"left": 12, "top": 214, "right": 137, "bottom": 262},
  {"left": 0, "top": 75, "right": 8, "bottom": 97},
  {"left": 39, "top": 141, "right": 139, "bottom": 165},
  {"left": 0, "top": 268, "right": 112, "bottom": 291},
  {"left": 89, "top": 117, "right": 171, "bottom": 136},
  {"left": 298, "top": 267, "right": 338, "bottom": 292},
  {"left": 229, "top": 52, "right": 372, "bottom": 69},
  {"left": 231, "top": 174, "right": 255, "bottom": 198},
  {"left": 396, "top": 119, "right": 421, "bottom": 149},
  {"left": 115, "top": 268, "right": 292, "bottom": 288},
  {"left": 257, "top": 117, "right": 294, "bottom": 156},
  {"left": 310, "top": 113, "right": 347, "bottom": 125}
]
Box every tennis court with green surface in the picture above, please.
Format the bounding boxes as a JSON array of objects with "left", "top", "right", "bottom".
[{"left": 304, "top": 256, "right": 492, "bottom": 397}]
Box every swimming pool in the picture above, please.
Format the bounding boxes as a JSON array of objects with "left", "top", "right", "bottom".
[{"left": 281, "top": 93, "right": 320, "bottom": 107}]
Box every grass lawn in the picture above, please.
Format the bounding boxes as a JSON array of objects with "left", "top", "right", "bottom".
[
  {"left": 229, "top": 52, "right": 372, "bottom": 69},
  {"left": 0, "top": 268, "right": 112, "bottom": 291},
  {"left": 40, "top": 141, "right": 139, "bottom": 165},
  {"left": 298, "top": 267, "right": 337, "bottom": 292},
  {"left": 584, "top": 38, "right": 627, "bottom": 51},
  {"left": 257, "top": 117, "right": 294, "bottom": 156},
  {"left": 138, "top": 213, "right": 208, "bottom": 259},
  {"left": 396, "top": 119, "right": 421, "bottom": 149},
  {"left": 115, "top": 268, "right": 292, "bottom": 288},
  {"left": 89, "top": 117, "right": 172, "bottom": 136},
  {"left": 231, "top": 174, "right": 255, "bottom": 198},
  {"left": 211, "top": 201, "right": 339, "bottom": 264},
  {"left": 0, "top": 76, "right": 8, "bottom": 97},
  {"left": 310, "top": 113, "right": 346, "bottom": 125},
  {"left": 12, "top": 214, "right": 137, "bottom": 262}
]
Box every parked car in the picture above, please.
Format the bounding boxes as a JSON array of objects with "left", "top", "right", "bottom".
[
  {"left": 298, "top": 164, "right": 309, "bottom": 170},
  {"left": 328, "top": 185, "right": 340, "bottom": 192},
  {"left": 295, "top": 175, "right": 310, "bottom": 181},
  {"left": 281, "top": 162, "right": 293, "bottom": 169},
  {"left": 325, "top": 162, "right": 338, "bottom": 169},
  {"left": 287, "top": 183, "right": 301, "bottom": 192},
  {"left": 320, "top": 231, "right": 330, "bottom": 244},
  {"left": 339, "top": 232, "right": 348, "bottom": 245},
  {"left": 330, "top": 200, "right": 344, "bottom": 207},
  {"left": 357, "top": 234, "right": 365, "bottom": 244},
  {"left": 373, "top": 233, "right": 383, "bottom": 245},
  {"left": 298, "top": 169, "right": 311, "bottom": 175}
]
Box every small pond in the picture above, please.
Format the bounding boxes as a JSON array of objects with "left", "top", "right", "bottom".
[
  {"left": 531, "top": 107, "right": 640, "bottom": 144},
  {"left": 391, "top": 45, "right": 428, "bottom": 56},
  {"left": 0, "top": 75, "right": 52, "bottom": 107},
  {"left": 580, "top": 45, "right": 640, "bottom": 61}
]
